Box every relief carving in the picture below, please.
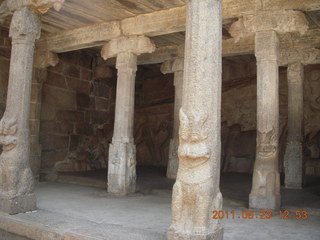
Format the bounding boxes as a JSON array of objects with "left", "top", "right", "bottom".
[
  {"left": 178, "top": 109, "right": 210, "bottom": 163},
  {"left": 0, "top": 117, "right": 18, "bottom": 151},
  {"left": 9, "top": 7, "right": 41, "bottom": 40},
  {"left": 257, "top": 128, "right": 277, "bottom": 158},
  {"left": 170, "top": 111, "right": 222, "bottom": 237}
]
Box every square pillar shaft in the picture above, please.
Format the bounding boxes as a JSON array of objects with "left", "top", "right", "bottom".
[
  {"left": 161, "top": 58, "right": 184, "bottom": 179},
  {"left": 0, "top": 7, "right": 41, "bottom": 214},
  {"left": 108, "top": 52, "right": 137, "bottom": 195},
  {"left": 250, "top": 30, "right": 281, "bottom": 210},
  {"left": 168, "top": 0, "right": 223, "bottom": 239},
  {"left": 284, "top": 62, "right": 304, "bottom": 189}
]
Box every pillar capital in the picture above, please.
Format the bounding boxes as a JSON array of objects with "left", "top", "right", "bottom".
[
  {"left": 160, "top": 57, "right": 184, "bottom": 74},
  {"left": 9, "top": 7, "right": 41, "bottom": 41},
  {"left": 255, "top": 30, "right": 279, "bottom": 62},
  {"left": 229, "top": 10, "right": 309, "bottom": 42},
  {"left": 34, "top": 50, "right": 59, "bottom": 69},
  {"left": 101, "top": 35, "right": 155, "bottom": 61},
  {"left": 6, "top": 0, "right": 65, "bottom": 13},
  {"left": 287, "top": 62, "right": 304, "bottom": 85},
  {"left": 280, "top": 48, "right": 320, "bottom": 66}
]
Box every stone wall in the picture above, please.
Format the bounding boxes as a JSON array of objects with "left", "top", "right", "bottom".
[{"left": 40, "top": 52, "right": 116, "bottom": 175}]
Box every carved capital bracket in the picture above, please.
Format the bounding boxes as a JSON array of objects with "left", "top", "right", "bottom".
[
  {"left": 229, "top": 10, "right": 309, "bottom": 42},
  {"left": 9, "top": 7, "right": 41, "bottom": 40},
  {"left": 101, "top": 35, "right": 156, "bottom": 61},
  {"left": 279, "top": 48, "right": 320, "bottom": 66},
  {"left": 287, "top": 62, "right": 304, "bottom": 85},
  {"left": 161, "top": 57, "right": 184, "bottom": 74},
  {"left": 34, "top": 50, "right": 59, "bottom": 69},
  {"left": 6, "top": 0, "right": 65, "bottom": 13},
  {"left": 255, "top": 30, "right": 279, "bottom": 62}
]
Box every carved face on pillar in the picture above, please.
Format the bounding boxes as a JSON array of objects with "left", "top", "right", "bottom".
[
  {"left": 257, "top": 128, "right": 277, "bottom": 158},
  {"left": 178, "top": 109, "right": 211, "bottom": 168}
]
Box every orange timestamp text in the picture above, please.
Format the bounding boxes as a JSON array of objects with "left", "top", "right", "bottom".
[{"left": 212, "top": 210, "right": 308, "bottom": 220}]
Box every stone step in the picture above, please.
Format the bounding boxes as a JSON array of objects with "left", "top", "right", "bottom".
[{"left": 0, "top": 210, "right": 166, "bottom": 240}]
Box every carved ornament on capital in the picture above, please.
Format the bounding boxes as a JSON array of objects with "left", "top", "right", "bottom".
[
  {"left": 6, "top": 0, "right": 65, "bottom": 13},
  {"left": 101, "top": 35, "right": 156, "bottom": 61},
  {"left": 229, "top": 10, "right": 309, "bottom": 42}
]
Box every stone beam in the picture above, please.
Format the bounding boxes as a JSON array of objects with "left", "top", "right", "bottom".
[
  {"left": 0, "top": 1, "right": 10, "bottom": 24},
  {"left": 280, "top": 48, "right": 320, "bottom": 66},
  {"left": 37, "top": 0, "right": 320, "bottom": 53},
  {"left": 101, "top": 29, "right": 319, "bottom": 67}
]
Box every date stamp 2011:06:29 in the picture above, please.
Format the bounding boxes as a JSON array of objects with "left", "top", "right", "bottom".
[{"left": 212, "top": 210, "right": 308, "bottom": 220}]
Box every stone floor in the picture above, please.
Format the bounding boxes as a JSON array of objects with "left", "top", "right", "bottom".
[{"left": 0, "top": 167, "right": 320, "bottom": 240}]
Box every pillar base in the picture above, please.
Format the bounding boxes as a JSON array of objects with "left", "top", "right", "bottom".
[
  {"left": 167, "top": 227, "right": 223, "bottom": 240},
  {"left": 284, "top": 143, "right": 303, "bottom": 189},
  {"left": 167, "top": 138, "right": 179, "bottom": 179},
  {"left": 0, "top": 193, "right": 36, "bottom": 215},
  {"left": 167, "top": 156, "right": 179, "bottom": 179},
  {"left": 108, "top": 142, "right": 136, "bottom": 195},
  {"left": 249, "top": 193, "right": 280, "bottom": 210},
  {"left": 285, "top": 183, "right": 302, "bottom": 189}
]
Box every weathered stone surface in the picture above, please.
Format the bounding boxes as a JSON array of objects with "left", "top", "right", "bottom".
[
  {"left": 280, "top": 48, "right": 320, "bottom": 66},
  {"left": 229, "top": 10, "right": 309, "bottom": 41},
  {"left": 284, "top": 63, "right": 304, "bottom": 189},
  {"left": 249, "top": 31, "right": 281, "bottom": 210},
  {"left": 161, "top": 57, "right": 184, "bottom": 179},
  {"left": 34, "top": 51, "right": 59, "bottom": 69},
  {"left": 45, "top": 71, "right": 66, "bottom": 88},
  {"left": 42, "top": 85, "right": 76, "bottom": 110},
  {"left": 6, "top": 0, "right": 65, "bottom": 13},
  {"left": 106, "top": 36, "right": 155, "bottom": 195},
  {"left": 101, "top": 35, "right": 155, "bottom": 60},
  {"left": 108, "top": 51, "right": 138, "bottom": 195},
  {"left": 168, "top": 0, "right": 223, "bottom": 239},
  {"left": 0, "top": 6, "right": 41, "bottom": 214},
  {"left": 56, "top": 110, "right": 84, "bottom": 122}
]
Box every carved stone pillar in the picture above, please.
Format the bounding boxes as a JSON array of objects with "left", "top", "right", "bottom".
[
  {"left": 161, "top": 58, "right": 184, "bottom": 179},
  {"left": 101, "top": 36, "right": 155, "bottom": 194},
  {"left": 0, "top": 7, "right": 41, "bottom": 214},
  {"left": 0, "top": 0, "right": 64, "bottom": 215},
  {"left": 168, "top": 0, "right": 223, "bottom": 239},
  {"left": 249, "top": 30, "right": 281, "bottom": 210},
  {"left": 284, "top": 62, "right": 304, "bottom": 189}
]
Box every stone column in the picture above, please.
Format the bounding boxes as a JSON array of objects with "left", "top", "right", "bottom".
[
  {"left": 168, "top": 0, "right": 223, "bottom": 239},
  {"left": 249, "top": 30, "right": 281, "bottom": 210},
  {"left": 161, "top": 58, "right": 184, "bottom": 179},
  {"left": 101, "top": 36, "right": 155, "bottom": 195},
  {"left": 0, "top": 7, "right": 41, "bottom": 214},
  {"left": 284, "top": 62, "right": 304, "bottom": 189},
  {"left": 0, "top": 0, "right": 64, "bottom": 215}
]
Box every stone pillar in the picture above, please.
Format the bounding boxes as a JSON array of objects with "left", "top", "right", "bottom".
[
  {"left": 0, "top": 7, "right": 41, "bottom": 214},
  {"left": 284, "top": 62, "right": 304, "bottom": 189},
  {"left": 249, "top": 30, "right": 281, "bottom": 210},
  {"left": 168, "top": 0, "right": 223, "bottom": 239},
  {"left": 161, "top": 58, "right": 184, "bottom": 179},
  {"left": 101, "top": 36, "right": 155, "bottom": 195}
]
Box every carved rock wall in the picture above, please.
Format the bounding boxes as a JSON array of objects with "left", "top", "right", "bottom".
[{"left": 134, "top": 64, "right": 174, "bottom": 167}]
